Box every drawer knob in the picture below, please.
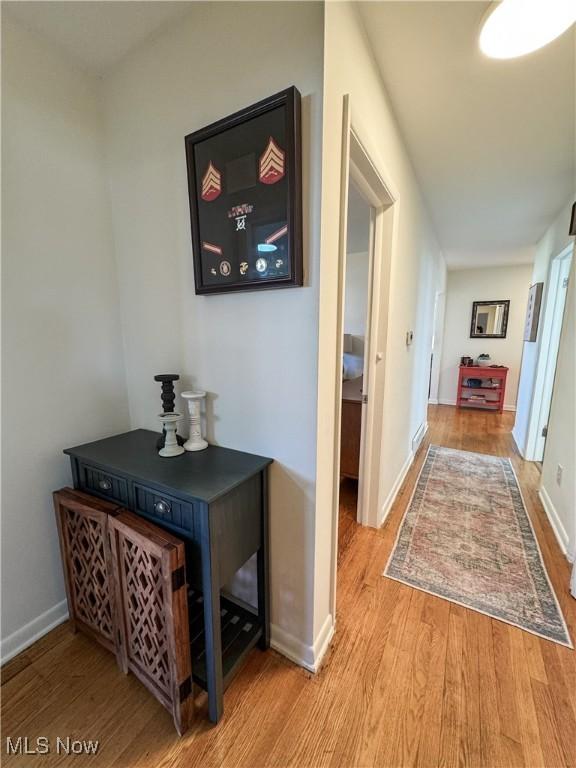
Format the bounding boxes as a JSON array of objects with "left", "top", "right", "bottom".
[
  {"left": 154, "top": 499, "right": 171, "bottom": 516},
  {"left": 98, "top": 478, "right": 112, "bottom": 491}
]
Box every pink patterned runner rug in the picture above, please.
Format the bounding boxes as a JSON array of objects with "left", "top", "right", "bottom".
[{"left": 384, "top": 445, "right": 572, "bottom": 648}]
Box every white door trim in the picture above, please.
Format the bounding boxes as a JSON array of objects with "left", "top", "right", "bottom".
[{"left": 329, "top": 95, "right": 397, "bottom": 620}]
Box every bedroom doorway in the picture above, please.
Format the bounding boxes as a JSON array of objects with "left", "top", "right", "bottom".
[
  {"left": 329, "top": 96, "right": 397, "bottom": 614},
  {"left": 339, "top": 180, "right": 373, "bottom": 556}
]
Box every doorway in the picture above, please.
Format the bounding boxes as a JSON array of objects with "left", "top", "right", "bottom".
[
  {"left": 428, "top": 289, "right": 445, "bottom": 404},
  {"left": 532, "top": 245, "right": 573, "bottom": 462},
  {"left": 328, "top": 97, "right": 397, "bottom": 620},
  {"left": 338, "top": 181, "right": 373, "bottom": 558}
]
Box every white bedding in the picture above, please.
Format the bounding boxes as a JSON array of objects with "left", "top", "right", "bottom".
[{"left": 343, "top": 352, "right": 364, "bottom": 381}]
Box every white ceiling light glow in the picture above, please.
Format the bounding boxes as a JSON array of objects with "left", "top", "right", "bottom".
[{"left": 480, "top": 0, "right": 576, "bottom": 59}]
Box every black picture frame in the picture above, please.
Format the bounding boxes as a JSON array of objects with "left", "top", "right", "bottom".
[
  {"left": 185, "top": 87, "right": 302, "bottom": 295},
  {"left": 470, "top": 300, "right": 510, "bottom": 339}
]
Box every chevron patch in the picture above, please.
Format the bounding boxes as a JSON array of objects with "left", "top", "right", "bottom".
[
  {"left": 201, "top": 162, "right": 222, "bottom": 201},
  {"left": 259, "top": 137, "right": 285, "bottom": 185},
  {"left": 265, "top": 224, "right": 288, "bottom": 245},
  {"left": 202, "top": 241, "right": 222, "bottom": 256}
]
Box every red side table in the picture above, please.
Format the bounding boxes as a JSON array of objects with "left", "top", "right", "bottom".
[{"left": 457, "top": 365, "right": 508, "bottom": 413}]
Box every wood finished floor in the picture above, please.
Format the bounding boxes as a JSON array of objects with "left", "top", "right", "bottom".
[
  {"left": 338, "top": 477, "right": 359, "bottom": 561},
  {"left": 2, "top": 406, "right": 575, "bottom": 768}
]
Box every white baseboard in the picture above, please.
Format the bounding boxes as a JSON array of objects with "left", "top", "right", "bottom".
[
  {"left": 379, "top": 451, "right": 414, "bottom": 527},
  {"left": 270, "top": 612, "right": 334, "bottom": 673},
  {"left": 539, "top": 486, "right": 572, "bottom": 561},
  {"left": 438, "top": 398, "right": 516, "bottom": 412},
  {"left": 511, "top": 428, "right": 526, "bottom": 458},
  {"left": 1, "top": 600, "right": 69, "bottom": 665},
  {"left": 412, "top": 421, "right": 428, "bottom": 454},
  {"left": 428, "top": 398, "right": 438, "bottom": 405},
  {"left": 312, "top": 613, "right": 335, "bottom": 671},
  {"left": 2, "top": 601, "right": 337, "bottom": 675}
]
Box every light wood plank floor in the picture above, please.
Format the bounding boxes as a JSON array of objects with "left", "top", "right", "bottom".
[{"left": 2, "top": 406, "right": 575, "bottom": 767}]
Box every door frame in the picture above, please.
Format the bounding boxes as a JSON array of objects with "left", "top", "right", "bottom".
[
  {"left": 428, "top": 289, "right": 446, "bottom": 404},
  {"left": 526, "top": 244, "right": 573, "bottom": 461},
  {"left": 329, "top": 95, "right": 397, "bottom": 618}
]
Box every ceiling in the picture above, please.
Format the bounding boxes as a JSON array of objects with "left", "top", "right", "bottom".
[
  {"left": 3, "top": 1, "right": 574, "bottom": 268},
  {"left": 2, "top": 1, "right": 192, "bottom": 74},
  {"left": 359, "top": 1, "right": 575, "bottom": 266}
]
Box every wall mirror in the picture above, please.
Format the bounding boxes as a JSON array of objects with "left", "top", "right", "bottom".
[{"left": 470, "top": 300, "right": 510, "bottom": 338}]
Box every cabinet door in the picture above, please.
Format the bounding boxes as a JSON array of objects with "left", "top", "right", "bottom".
[
  {"left": 109, "top": 510, "right": 193, "bottom": 736},
  {"left": 53, "top": 488, "right": 120, "bottom": 654}
]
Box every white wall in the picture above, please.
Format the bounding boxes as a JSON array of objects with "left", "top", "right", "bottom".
[
  {"left": 1, "top": 19, "right": 130, "bottom": 660},
  {"left": 513, "top": 200, "right": 575, "bottom": 456},
  {"left": 508, "top": 198, "right": 575, "bottom": 559},
  {"left": 438, "top": 265, "right": 533, "bottom": 410},
  {"left": 540, "top": 248, "right": 575, "bottom": 560},
  {"left": 102, "top": 2, "right": 324, "bottom": 663},
  {"left": 315, "top": 1, "right": 446, "bottom": 643},
  {"left": 344, "top": 251, "right": 369, "bottom": 337}
]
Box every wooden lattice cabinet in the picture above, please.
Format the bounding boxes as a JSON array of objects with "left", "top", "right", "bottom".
[
  {"left": 53, "top": 488, "right": 120, "bottom": 654},
  {"left": 54, "top": 490, "right": 193, "bottom": 735},
  {"left": 109, "top": 510, "right": 193, "bottom": 736}
]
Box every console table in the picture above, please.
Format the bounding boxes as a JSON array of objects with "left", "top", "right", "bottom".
[
  {"left": 62, "top": 429, "right": 272, "bottom": 727},
  {"left": 457, "top": 365, "right": 508, "bottom": 413}
]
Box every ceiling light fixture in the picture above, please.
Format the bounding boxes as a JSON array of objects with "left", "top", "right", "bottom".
[{"left": 479, "top": 0, "right": 576, "bottom": 59}]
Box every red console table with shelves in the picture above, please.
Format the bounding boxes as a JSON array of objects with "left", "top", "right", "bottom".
[{"left": 457, "top": 365, "right": 508, "bottom": 413}]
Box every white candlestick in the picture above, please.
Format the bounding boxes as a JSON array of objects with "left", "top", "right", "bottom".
[
  {"left": 181, "top": 391, "right": 208, "bottom": 452},
  {"left": 158, "top": 413, "right": 185, "bottom": 457}
]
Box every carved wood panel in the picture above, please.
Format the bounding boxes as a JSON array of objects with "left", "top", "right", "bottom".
[
  {"left": 53, "top": 488, "right": 120, "bottom": 654},
  {"left": 109, "top": 510, "right": 193, "bottom": 735}
]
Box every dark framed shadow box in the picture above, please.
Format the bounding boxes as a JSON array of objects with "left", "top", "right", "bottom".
[{"left": 185, "top": 87, "right": 303, "bottom": 295}]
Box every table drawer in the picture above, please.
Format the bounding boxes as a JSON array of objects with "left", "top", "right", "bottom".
[
  {"left": 133, "top": 483, "right": 197, "bottom": 535},
  {"left": 78, "top": 462, "right": 129, "bottom": 505}
]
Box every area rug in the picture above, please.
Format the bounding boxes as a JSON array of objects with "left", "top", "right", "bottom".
[{"left": 384, "top": 445, "right": 572, "bottom": 648}]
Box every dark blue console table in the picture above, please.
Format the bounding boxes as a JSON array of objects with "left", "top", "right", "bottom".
[{"left": 64, "top": 429, "right": 272, "bottom": 723}]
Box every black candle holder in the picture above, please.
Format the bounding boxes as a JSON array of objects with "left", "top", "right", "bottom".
[{"left": 154, "top": 373, "right": 185, "bottom": 448}]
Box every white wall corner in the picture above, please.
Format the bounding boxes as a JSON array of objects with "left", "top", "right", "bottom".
[
  {"left": 1, "top": 600, "right": 69, "bottom": 666},
  {"left": 270, "top": 613, "right": 334, "bottom": 673},
  {"left": 379, "top": 451, "right": 414, "bottom": 527},
  {"left": 538, "top": 485, "right": 572, "bottom": 562}
]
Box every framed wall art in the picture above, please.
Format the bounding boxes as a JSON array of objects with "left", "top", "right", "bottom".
[
  {"left": 523, "top": 282, "right": 543, "bottom": 342},
  {"left": 185, "top": 87, "right": 302, "bottom": 294},
  {"left": 470, "top": 299, "right": 510, "bottom": 339}
]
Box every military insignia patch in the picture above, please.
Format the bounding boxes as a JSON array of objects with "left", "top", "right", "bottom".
[
  {"left": 259, "top": 137, "right": 285, "bottom": 185},
  {"left": 202, "top": 241, "right": 222, "bottom": 256},
  {"left": 219, "top": 260, "right": 231, "bottom": 277},
  {"left": 265, "top": 224, "right": 288, "bottom": 245},
  {"left": 201, "top": 162, "right": 222, "bottom": 201}
]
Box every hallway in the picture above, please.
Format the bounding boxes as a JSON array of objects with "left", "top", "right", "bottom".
[{"left": 2, "top": 406, "right": 575, "bottom": 768}]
